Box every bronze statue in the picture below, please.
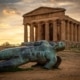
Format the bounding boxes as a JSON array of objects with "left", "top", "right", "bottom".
[{"left": 0, "top": 40, "right": 65, "bottom": 70}]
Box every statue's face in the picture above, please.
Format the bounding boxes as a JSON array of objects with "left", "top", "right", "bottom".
[{"left": 55, "top": 42, "right": 65, "bottom": 51}]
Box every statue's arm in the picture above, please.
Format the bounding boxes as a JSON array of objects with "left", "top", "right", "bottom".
[{"left": 44, "top": 55, "right": 57, "bottom": 69}]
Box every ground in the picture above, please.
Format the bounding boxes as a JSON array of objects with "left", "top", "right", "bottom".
[{"left": 0, "top": 50, "right": 80, "bottom": 80}]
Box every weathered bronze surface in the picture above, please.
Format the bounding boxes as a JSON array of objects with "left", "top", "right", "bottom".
[{"left": 0, "top": 40, "right": 65, "bottom": 69}]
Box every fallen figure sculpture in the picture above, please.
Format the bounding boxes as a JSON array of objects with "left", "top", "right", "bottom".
[{"left": 0, "top": 40, "right": 65, "bottom": 70}]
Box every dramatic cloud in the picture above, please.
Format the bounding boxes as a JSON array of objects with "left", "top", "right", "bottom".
[
  {"left": 2, "top": 8, "right": 21, "bottom": 16},
  {"left": 0, "top": 0, "right": 80, "bottom": 44},
  {"left": 0, "top": 0, "right": 21, "bottom": 4},
  {"left": 55, "top": 0, "right": 80, "bottom": 3}
]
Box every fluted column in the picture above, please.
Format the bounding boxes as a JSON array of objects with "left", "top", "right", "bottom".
[
  {"left": 30, "top": 23, "right": 34, "bottom": 42},
  {"left": 61, "top": 20, "right": 66, "bottom": 40},
  {"left": 53, "top": 20, "right": 57, "bottom": 41},
  {"left": 45, "top": 22, "right": 49, "bottom": 41},
  {"left": 75, "top": 24, "right": 77, "bottom": 42},
  {"left": 37, "top": 22, "right": 41, "bottom": 40},
  {"left": 35, "top": 27, "right": 38, "bottom": 41},
  {"left": 67, "top": 21, "right": 70, "bottom": 41},
  {"left": 73, "top": 23, "right": 74, "bottom": 42},
  {"left": 79, "top": 25, "right": 80, "bottom": 42},
  {"left": 69, "top": 22, "right": 71, "bottom": 41},
  {"left": 24, "top": 24, "right": 28, "bottom": 42},
  {"left": 73, "top": 23, "right": 76, "bottom": 42},
  {"left": 71, "top": 23, "right": 74, "bottom": 42},
  {"left": 69, "top": 22, "right": 72, "bottom": 41},
  {"left": 77, "top": 25, "right": 79, "bottom": 42}
]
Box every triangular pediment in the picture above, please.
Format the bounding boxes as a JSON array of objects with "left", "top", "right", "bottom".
[{"left": 23, "top": 6, "right": 65, "bottom": 17}]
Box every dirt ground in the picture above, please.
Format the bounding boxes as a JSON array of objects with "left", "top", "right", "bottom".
[{"left": 0, "top": 51, "right": 80, "bottom": 80}]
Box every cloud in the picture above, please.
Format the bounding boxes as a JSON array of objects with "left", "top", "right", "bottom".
[
  {"left": 3, "top": 9, "right": 16, "bottom": 15},
  {"left": 22, "top": 0, "right": 50, "bottom": 3},
  {"left": 57, "top": 2, "right": 74, "bottom": 6},
  {"left": 0, "top": 0, "right": 80, "bottom": 44},
  {"left": 0, "top": 12, "right": 22, "bottom": 27},
  {"left": 55, "top": 0, "right": 80, "bottom": 3},
  {"left": 0, "top": 0, "right": 22, "bottom": 4},
  {"left": 2, "top": 8, "right": 21, "bottom": 16}
]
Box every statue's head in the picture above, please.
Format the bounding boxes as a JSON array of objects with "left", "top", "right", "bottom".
[{"left": 55, "top": 41, "right": 65, "bottom": 51}]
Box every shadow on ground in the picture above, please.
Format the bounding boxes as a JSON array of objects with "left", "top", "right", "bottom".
[{"left": 0, "top": 67, "right": 33, "bottom": 72}]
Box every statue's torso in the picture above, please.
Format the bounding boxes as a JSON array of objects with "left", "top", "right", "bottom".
[{"left": 20, "top": 45, "right": 56, "bottom": 63}]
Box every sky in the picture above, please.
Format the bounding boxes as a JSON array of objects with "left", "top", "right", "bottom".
[{"left": 0, "top": 0, "right": 80, "bottom": 45}]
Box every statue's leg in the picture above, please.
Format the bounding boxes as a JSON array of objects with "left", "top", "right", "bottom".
[
  {"left": 43, "top": 57, "right": 57, "bottom": 69},
  {"left": 53, "top": 56, "right": 62, "bottom": 69},
  {"left": 0, "top": 57, "right": 29, "bottom": 68}
]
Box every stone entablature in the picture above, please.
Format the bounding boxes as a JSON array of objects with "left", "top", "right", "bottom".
[
  {"left": 23, "top": 7, "right": 65, "bottom": 24},
  {"left": 23, "top": 14, "right": 64, "bottom": 24},
  {"left": 23, "top": 6, "right": 80, "bottom": 44}
]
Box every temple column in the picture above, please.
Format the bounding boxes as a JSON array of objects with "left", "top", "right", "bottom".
[
  {"left": 67, "top": 21, "right": 70, "bottom": 41},
  {"left": 71, "top": 22, "right": 74, "bottom": 42},
  {"left": 24, "top": 24, "right": 28, "bottom": 42},
  {"left": 69, "top": 22, "right": 72, "bottom": 41},
  {"left": 61, "top": 20, "right": 66, "bottom": 40},
  {"left": 79, "top": 25, "right": 80, "bottom": 42},
  {"left": 53, "top": 20, "right": 57, "bottom": 41},
  {"left": 74, "top": 23, "right": 76, "bottom": 42},
  {"left": 45, "top": 22, "right": 49, "bottom": 41},
  {"left": 77, "top": 25, "right": 79, "bottom": 42},
  {"left": 75, "top": 24, "right": 77, "bottom": 42},
  {"left": 30, "top": 23, "right": 34, "bottom": 42},
  {"left": 37, "top": 22, "right": 41, "bottom": 40},
  {"left": 73, "top": 23, "right": 75, "bottom": 42},
  {"left": 65, "top": 21, "right": 67, "bottom": 40},
  {"left": 35, "top": 26, "right": 38, "bottom": 41}
]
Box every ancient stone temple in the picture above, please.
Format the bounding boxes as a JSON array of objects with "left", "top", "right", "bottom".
[{"left": 23, "top": 6, "right": 80, "bottom": 46}]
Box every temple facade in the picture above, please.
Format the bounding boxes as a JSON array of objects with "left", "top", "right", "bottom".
[{"left": 23, "top": 6, "right": 80, "bottom": 46}]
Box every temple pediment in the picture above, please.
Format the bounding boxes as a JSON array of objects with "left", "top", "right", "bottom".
[{"left": 23, "top": 6, "right": 65, "bottom": 17}]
